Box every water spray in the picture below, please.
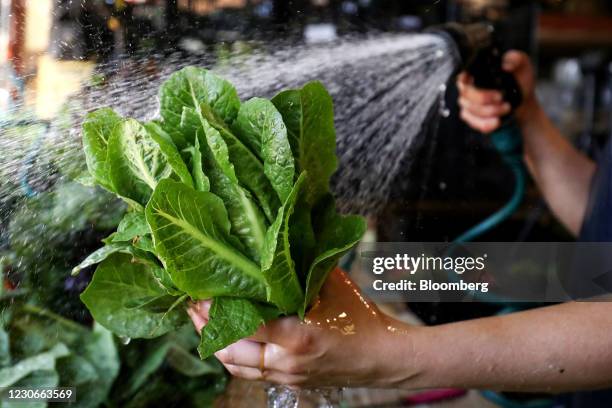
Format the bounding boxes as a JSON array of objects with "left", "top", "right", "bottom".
[{"left": 430, "top": 22, "right": 526, "bottom": 243}]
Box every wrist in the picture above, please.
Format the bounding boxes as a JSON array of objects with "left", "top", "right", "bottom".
[
  {"left": 374, "top": 322, "right": 430, "bottom": 389},
  {"left": 515, "top": 95, "right": 543, "bottom": 128}
]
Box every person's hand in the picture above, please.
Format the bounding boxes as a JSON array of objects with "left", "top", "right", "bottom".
[
  {"left": 457, "top": 50, "right": 537, "bottom": 133},
  {"left": 188, "top": 268, "right": 418, "bottom": 388}
]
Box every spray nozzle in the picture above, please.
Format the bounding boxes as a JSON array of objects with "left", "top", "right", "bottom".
[
  {"left": 428, "top": 22, "right": 522, "bottom": 112},
  {"left": 427, "top": 23, "right": 494, "bottom": 69}
]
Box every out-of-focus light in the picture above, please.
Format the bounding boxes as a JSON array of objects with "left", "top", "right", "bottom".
[
  {"left": 304, "top": 24, "right": 337, "bottom": 44},
  {"left": 553, "top": 59, "right": 582, "bottom": 88},
  {"left": 341, "top": 1, "right": 358, "bottom": 15},
  {"left": 0, "top": 88, "right": 9, "bottom": 113},
  {"left": 108, "top": 17, "right": 120, "bottom": 31},
  {"left": 397, "top": 15, "right": 421, "bottom": 31},
  {"left": 254, "top": 0, "right": 273, "bottom": 18},
  {"left": 178, "top": 37, "right": 206, "bottom": 53}
]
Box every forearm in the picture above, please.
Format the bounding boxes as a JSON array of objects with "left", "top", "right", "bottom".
[
  {"left": 385, "top": 302, "right": 612, "bottom": 392},
  {"left": 517, "top": 100, "right": 596, "bottom": 235}
]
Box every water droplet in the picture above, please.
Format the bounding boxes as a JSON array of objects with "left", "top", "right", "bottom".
[{"left": 438, "top": 83, "right": 451, "bottom": 117}]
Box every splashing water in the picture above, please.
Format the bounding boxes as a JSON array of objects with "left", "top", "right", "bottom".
[
  {"left": 218, "top": 34, "right": 457, "bottom": 215},
  {"left": 1, "top": 33, "right": 459, "bottom": 408},
  {"left": 267, "top": 385, "right": 342, "bottom": 408},
  {"left": 1, "top": 33, "right": 457, "bottom": 221}
]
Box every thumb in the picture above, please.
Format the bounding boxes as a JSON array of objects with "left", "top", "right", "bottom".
[
  {"left": 187, "top": 299, "right": 212, "bottom": 332},
  {"left": 502, "top": 50, "right": 528, "bottom": 73}
]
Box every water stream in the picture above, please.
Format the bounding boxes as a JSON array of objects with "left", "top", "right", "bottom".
[
  {"left": 1, "top": 33, "right": 456, "bottom": 221},
  {"left": 1, "top": 32, "right": 459, "bottom": 408}
]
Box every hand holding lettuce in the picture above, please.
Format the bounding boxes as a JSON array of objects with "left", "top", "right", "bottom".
[{"left": 75, "top": 67, "right": 365, "bottom": 360}]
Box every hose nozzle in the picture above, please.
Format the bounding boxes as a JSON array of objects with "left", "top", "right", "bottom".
[
  {"left": 428, "top": 23, "right": 495, "bottom": 70},
  {"left": 428, "top": 22, "right": 522, "bottom": 111}
]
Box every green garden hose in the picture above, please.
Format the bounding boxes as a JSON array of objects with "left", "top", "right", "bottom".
[
  {"left": 445, "top": 121, "right": 527, "bottom": 305},
  {"left": 454, "top": 121, "right": 526, "bottom": 244}
]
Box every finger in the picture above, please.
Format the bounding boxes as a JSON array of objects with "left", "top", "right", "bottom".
[
  {"left": 248, "top": 316, "right": 304, "bottom": 347},
  {"left": 224, "top": 364, "right": 307, "bottom": 386},
  {"left": 458, "top": 97, "right": 511, "bottom": 118},
  {"left": 223, "top": 364, "right": 263, "bottom": 381},
  {"left": 187, "top": 307, "right": 206, "bottom": 332},
  {"left": 460, "top": 109, "right": 500, "bottom": 134},
  {"left": 456, "top": 72, "right": 473, "bottom": 90},
  {"left": 502, "top": 50, "right": 527, "bottom": 73},
  {"left": 193, "top": 300, "right": 212, "bottom": 320},
  {"left": 261, "top": 369, "right": 308, "bottom": 387},
  {"left": 187, "top": 300, "right": 211, "bottom": 323},
  {"left": 461, "top": 85, "right": 503, "bottom": 105},
  {"left": 215, "top": 339, "right": 261, "bottom": 368},
  {"left": 217, "top": 341, "right": 299, "bottom": 373}
]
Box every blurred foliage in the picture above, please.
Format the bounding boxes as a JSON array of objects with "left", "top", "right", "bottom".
[
  {"left": 0, "top": 118, "right": 48, "bottom": 218},
  {"left": 0, "top": 111, "right": 86, "bottom": 230},
  {"left": 0, "top": 178, "right": 227, "bottom": 407},
  {"left": 0, "top": 303, "right": 226, "bottom": 408},
  {"left": 5, "top": 180, "right": 125, "bottom": 321}
]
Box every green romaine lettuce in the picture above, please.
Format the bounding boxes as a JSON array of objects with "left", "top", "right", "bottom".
[{"left": 77, "top": 67, "right": 366, "bottom": 360}]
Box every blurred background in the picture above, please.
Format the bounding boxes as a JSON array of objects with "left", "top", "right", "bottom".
[
  {"left": 1, "top": 0, "right": 612, "bottom": 407},
  {"left": 3, "top": 0, "right": 612, "bottom": 241}
]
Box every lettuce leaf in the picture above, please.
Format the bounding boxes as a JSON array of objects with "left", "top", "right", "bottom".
[
  {"left": 272, "top": 81, "right": 337, "bottom": 207},
  {"left": 80, "top": 253, "right": 188, "bottom": 339},
  {"left": 199, "top": 103, "right": 281, "bottom": 222},
  {"left": 197, "top": 297, "right": 280, "bottom": 360},
  {"left": 303, "top": 195, "right": 366, "bottom": 316},
  {"left": 233, "top": 97, "right": 295, "bottom": 202},
  {"left": 107, "top": 119, "right": 173, "bottom": 206},
  {"left": 146, "top": 179, "right": 267, "bottom": 301},
  {"left": 195, "top": 123, "right": 268, "bottom": 264},
  {"left": 159, "top": 67, "right": 240, "bottom": 149},
  {"left": 145, "top": 121, "right": 195, "bottom": 189},
  {"left": 261, "top": 172, "right": 307, "bottom": 314},
  {"left": 82, "top": 108, "right": 122, "bottom": 191}
]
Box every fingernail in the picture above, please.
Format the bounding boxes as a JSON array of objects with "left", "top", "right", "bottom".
[{"left": 186, "top": 301, "right": 198, "bottom": 313}]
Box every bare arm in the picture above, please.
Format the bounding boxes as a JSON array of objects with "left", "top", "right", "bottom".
[
  {"left": 397, "top": 301, "right": 612, "bottom": 392},
  {"left": 189, "top": 269, "right": 612, "bottom": 392},
  {"left": 517, "top": 99, "right": 595, "bottom": 234},
  {"left": 458, "top": 51, "right": 596, "bottom": 236}
]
